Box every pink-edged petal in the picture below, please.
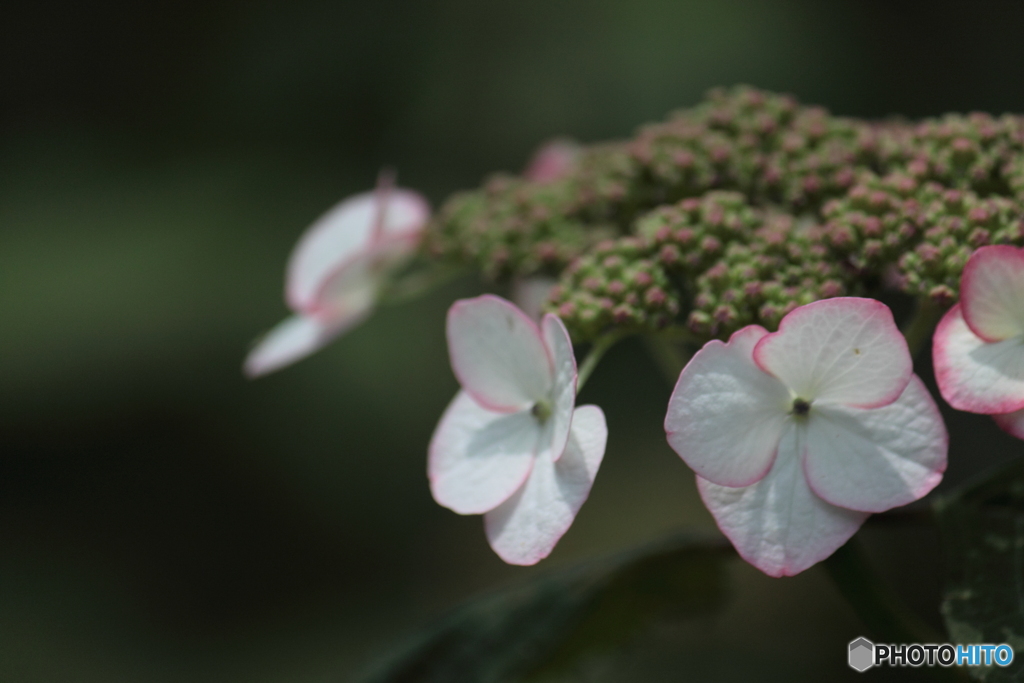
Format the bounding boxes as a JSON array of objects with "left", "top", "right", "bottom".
[
  {"left": 960, "top": 245, "right": 1024, "bottom": 342},
  {"left": 933, "top": 304, "right": 1024, "bottom": 413},
  {"left": 512, "top": 276, "right": 558, "bottom": 322},
  {"left": 993, "top": 408, "right": 1024, "bottom": 440},
  {"left": 541, "top": 314, "right": 577, "bottom": 462},
  {"left": 428, "top": 391, "right": 537, "bottom": 515},
  {"left": 697, "top": 425, "right": 869, "bottom": 577},
  {"left": 523, "top": 139, "right": 580, "bottom": 184},
  {"left": 243, "top": 312, "right": 366, "bottom": 378},
  {"left": 665, "top": 325, "right": 791, "bottom": 487},
  {"left": 753, "top": 297, "right": 912, "bottom": 409},
  {"left": 447, "top": 295, "right": 554, "bottom": 413},
  {"left": 485, "top": 405, "right": 607, "bottom": 565},
  {"left": 311, "top": 232, "right": 418, "bottom": 317},
  {"left": 803, "top": 375, "right": 947, "bottom": 513},
  {"left": 286, "top": 188, "right": 429, "bottom": 312}
]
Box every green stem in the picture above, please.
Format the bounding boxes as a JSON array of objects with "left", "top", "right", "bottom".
[
  {"left": 901, "top": 297, "right": 943, "bottom": 360},
  {"left": 378, "top": 263, "right": 467, "bottom": 305},
  {"left": 576, "top": 331, "right": 627, "bottom": 393}
]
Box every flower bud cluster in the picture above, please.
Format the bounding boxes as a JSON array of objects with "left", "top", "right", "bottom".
[
  {"left": 821, "top": 172, "right": 923, "bottom": 274},
  {"left": 634, "top": 192, "right": 843, "bottom": 336},
  {"left": 548, "top": 192, "right": 853, "bottom": 339},
  {"left": 631, "top": 88, "right": 876, "bottom": 210},
  {"left": 424, "top": 86, "right": 1024, "bottom": 343},
  {"left": 892, "top": 113, "right": 1024, "bottom": 196},
  {"left": 896, "top": 186, "right": 1023, "bottom": 304},
  {"left": 425, "top": 174, "right": 611, "bottom": 281},
  {"left": 635, "top": 191, "right": 760, "bottom": 273},
  {"left": 683, "top": 214, "right": 850, "bottom": 337},
  {"left": 643, "top": 192, "right": 851, "bottom": 335},
  {"left": 545, "top": 237, "right": 679, "bottom": 340}
]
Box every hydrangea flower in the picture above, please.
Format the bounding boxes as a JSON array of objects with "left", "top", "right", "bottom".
[
  {"left": 244, "top": 184, "right": 429, "bottom": 377},
  {"left": 664, "top": 298, "right": 948, "bottom": 577},
  {"left": 933, "top": 245, "right": 1024, "bottom": 438},
  {"left": 429, "top": 295, "right": 608, "bottom": 565}
]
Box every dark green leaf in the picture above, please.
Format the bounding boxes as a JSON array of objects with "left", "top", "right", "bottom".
[
  {"left": 356, "top": 534, "right": 732, "bottom": 683},
  {"left": 936, "top": 458, "right": 1024, "bottom": 681}
]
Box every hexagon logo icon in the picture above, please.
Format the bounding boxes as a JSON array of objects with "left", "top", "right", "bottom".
[{"left": 849, "top": 637, "right": 875, "bottom": 672}]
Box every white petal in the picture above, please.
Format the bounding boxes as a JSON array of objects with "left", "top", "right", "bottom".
[
  {"left": 993, "top": 408, "right": 1024, "bottom": 440},
  {"left": 312, "top": 233, "right": 418, "bottom": 316},
  {"left": 803, "top": 375, "right": 947, "bottom": 513},
  {"left": 698, "top": 424, "right": 869, "bottom": 577},
  {"left": 960, "top": 245, "right": 1024, "bottom": 342},
  {"left": 446, "top": 295, "right": 554, "bottom": 412},
  {"left": 541, "top": 314, "right": 577, "bottom": 462},
  {"left": 286, "top": 188, "right": 429, "bottom": 312},
  {"left": 428, "top": 391, "right": 538, "bottom": 515},
  {"left": 665, "top": 325, "right": 791, "bottom": 487},
  {"left": 485, "top": 405, "right": 607, "bottom": 565},
  {"left": 753, "top": 297, "right": 912, "bottom": 409},
  {"left": 512, "top": 276, "right": 558, "bottom": 322},
  {"left": 243, "top": 313, "right": 365, "bottom": 378},
  {"left": 933, "top": 304, "right": 1024, "bottom": 413}
]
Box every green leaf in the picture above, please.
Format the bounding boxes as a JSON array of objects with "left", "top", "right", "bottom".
[
  {"left": 936, "top": 458, "right": 1024, "bottom": 681},
  {"left": 356, "top": 534, "right": 732, "bottom": 683}
]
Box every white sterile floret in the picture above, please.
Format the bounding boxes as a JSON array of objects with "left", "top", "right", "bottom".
[
  {"left": 933, "top": 245, "right": 1024, "bottom": 439},
  {"left": 244, "top": 184, "right": 429, "bottom": 377},
  {"left": 429, "top": 295, "right": 608, "bottom": 565},
  {"left": 664, "top": 297, "right": 947, "bottom": 577}
]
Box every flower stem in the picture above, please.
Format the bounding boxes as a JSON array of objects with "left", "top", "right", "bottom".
[
  {"left": 576, "top": 331, "right": 628, "bottom": 393},
  {"left": 900, "top": 297, "right": 943, "bottom": 360},
  {"left": 379, "top": 263, "right": 467, "bottom": 304}
]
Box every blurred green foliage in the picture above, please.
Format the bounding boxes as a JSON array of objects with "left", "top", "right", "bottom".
[
  {"left": 359, "top": 534, "right": 731, "bottom": 683},
  {"left": 937, "top": 459, "right": 1024, "bottom": 682},
  {"left": 5, "top": 1, "right": 1024, "bottom": 681}
]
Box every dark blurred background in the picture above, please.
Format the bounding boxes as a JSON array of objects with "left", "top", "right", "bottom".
[{"left": 4, "top": 1, "right": 1024, "bottom": 681}]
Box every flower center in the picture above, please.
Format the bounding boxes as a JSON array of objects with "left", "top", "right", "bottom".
[
  {"left": 531, "top": 400, "right": 552, "bottom": 423},
  {"left": 792, "top": 398, "right": 812, "bottom": 417}
]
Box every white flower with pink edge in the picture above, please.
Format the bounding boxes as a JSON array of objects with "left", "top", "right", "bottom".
[
  {"left": 665, "top": 297, "right": 947, "bottom": 577},
  {"left": 429, "top": 295, "right": 608, "bottom": 565},
  {"left": 933, "top": 245, "right": 1024, "bottom": 438},
  {"left": 244, "top": 183, "right": 429, "bottom": 377}
]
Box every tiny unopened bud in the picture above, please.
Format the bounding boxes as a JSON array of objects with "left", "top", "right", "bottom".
[
  {"left": 602, "top": 255, "right": 624, "bottom": 270},
  {"left": 928, "top": 285, "right": 955, "bottom": 306},
  {"left": 612, "top": 305, "right": 635, "bottom": 325},
  {"left": 659, "top": 244, "right": 681, "bottom": 265},
  {"left": 701, "top": 236, "right": 722, "bottom": 254},
  {"left": 968, "top": 227, "right": 991, "bottom": 247},
  {"left": 819, "top": 279, "right": 844, "bottom": 298},
  {"left": 645, "top": 287, "right": 667, "bottom": 306}
]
